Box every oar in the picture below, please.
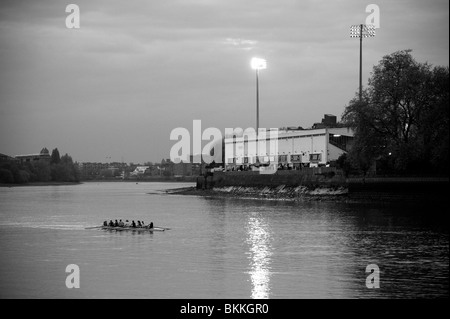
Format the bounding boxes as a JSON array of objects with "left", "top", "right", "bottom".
[
  {"left": 143, "top": 225, "right": 171, "bottom": 230},
  {"left": 85, "top": 226, "right": 103, "bottom": 229}
]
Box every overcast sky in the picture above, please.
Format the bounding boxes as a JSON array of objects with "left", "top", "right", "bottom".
[{"left": 0, "top": 0, "right": 448, "bottom": 163}]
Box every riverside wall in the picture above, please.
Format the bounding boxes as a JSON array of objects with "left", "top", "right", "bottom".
[
  {"left": 207, "top": 168, "right": 345, "bottom": 188},
  {"left": 195, "top": 169, "right": 449, "bottom": 203}
]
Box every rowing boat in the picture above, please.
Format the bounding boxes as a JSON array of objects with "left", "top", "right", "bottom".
[
  {"left": 86, "top": 226, "right": 169, "bottom": 232},
  {"left": 101, "top": 226, "right": 167, "bottom": 232}
]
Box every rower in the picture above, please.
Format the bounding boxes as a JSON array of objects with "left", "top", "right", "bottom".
[
  {"left": 124, "top": 220, "right": 130, "bottom": 227},
  {"left": 103, "top": 221, "right": 107, "bottom": 226},
  {"left": 114, "top": 219, "right": 119, "bottom": 227},
  {"left": 149, "top": 222, "right": 154, "bottom": 229},
  {"left": 131, "top": 220, "right": 136, "bottom": 228},
  {"left": 118, "top": 219, "right": 124, "bottom": 227},
  {"left": 108, "top": 220, "right": 114, "bottom": 227},
  {"left": 137, "top": 221, "right": 142, "bottom": 227}
]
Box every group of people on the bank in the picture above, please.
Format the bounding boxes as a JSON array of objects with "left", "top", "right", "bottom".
[{"left": 103, "top": 219, "right": 154, "bottom": 229}]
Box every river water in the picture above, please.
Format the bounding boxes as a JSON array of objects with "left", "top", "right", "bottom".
[{"left": 0, "top": 182, "right": 448, "bottom": 299}]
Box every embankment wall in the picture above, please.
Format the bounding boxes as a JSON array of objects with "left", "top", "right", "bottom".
[{"left": 195, "top": 169, "right": 448, "bottom": 203}]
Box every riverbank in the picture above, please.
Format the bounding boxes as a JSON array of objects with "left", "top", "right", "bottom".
[
  {"left": 167, "top": 176, "right": 449, "bottom": 205},
  {"left": 81, "top": 177, "right": 196, "bottom": 183},
  {"left": 167, "top": 185, "right": 360, "bottom": 203},
  {"left": 0, "top": 179, "right": 197, "bottom": 187}
]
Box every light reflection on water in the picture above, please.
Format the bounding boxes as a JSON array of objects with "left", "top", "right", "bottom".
[
  {"left": 0, "top": 182, "right": 448, "bottom": 298},
  {"left": 246, "top": 212, "right": 272, "bottom": 299}
]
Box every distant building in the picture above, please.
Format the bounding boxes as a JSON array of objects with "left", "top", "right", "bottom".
[
  {"left": 78, "top": 162, "right": 128, "bottom": 178},
  {"left": 130, "top": 166, "right": 150, "bottom": 176},
  {"left": 0, "top": 153, "right": 16, "bottom": 162},
  {"left": 312, "top": 114, "right": 338, "bottom": 129},
  {"left": 158, "top": 159, "right": 174, "bottom": 176},
  {"left": 172, "top": 155, "right": 203, "bottom": 176},
  {"left": 15, "top": 148, "right": 51, "bottom": 164}
]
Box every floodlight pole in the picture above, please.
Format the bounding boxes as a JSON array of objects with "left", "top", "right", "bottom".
[
  {"left": 351, "top": 24, "right": 375, "bottom": 102},
  {"left": 256, "top": 68, "right": 260, "bottom": 133},
  {"left": 359, "top": 24, "right": 363, "bottom": 102},
  {"left": 251, "top": 57, "right": 266, "bottom": 134}
]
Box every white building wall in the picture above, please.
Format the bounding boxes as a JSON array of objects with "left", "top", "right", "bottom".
[
  {"left": 224, "top": 127, "right": 353, "bottom": 167},
  {"left": 278, "top": 138, "right": 291, "bottom": 155}
]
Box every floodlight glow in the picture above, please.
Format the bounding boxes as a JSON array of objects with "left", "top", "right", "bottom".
[
  {"left": 251, "top": 58, "right": 267, "bottom": 70},
  {"left": 350, "top": 24, "right": 376, "bottom": 38}
]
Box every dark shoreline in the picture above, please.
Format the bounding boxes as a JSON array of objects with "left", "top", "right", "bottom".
[
  {"left": 167, "top": 186, "right": 357, "bottom": 203},
  {"left": 166, "top": 183, "right": 449, "bottom": 205},
  {"left": 0, "top": 181, "right": 82, "bottom": 187},
  {"left": 81, "top": 179, "right": 196, "bottom": 183},
  {"left": 0, "top": 179, "right": 197, "bottom": 187}
]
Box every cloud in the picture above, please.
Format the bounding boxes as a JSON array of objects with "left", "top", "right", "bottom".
[
  {"left": 222, "top": 38, "right": 258, "bottom": 51},
  {"left": 0, "top": 0, "right": 448, "bottom": 162}
]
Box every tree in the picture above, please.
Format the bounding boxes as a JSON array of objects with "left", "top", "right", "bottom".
[
  {"left": 22, "top": 162, "right": 38, "bottom": 182},
  {"left": 0, "top": 149, "right": 81, "bottom": 184},
  {"left": 342, "top": 50, "right": 449, "bottom": 175},
  {"left": 15, "top": 170, "right": 30, "bottom": 183},
  {"left": 0, "top": 168, "right": 14, "bottom": 183},
  {"left": 50, "top": 153, "right": 80, "bottom": 182},
  {"left": 419, "top": 66, "right": 449, "bottom": 174},
  {"left": 60, "top": 153, "right": 73, "bottom": 165},
  {"left": 34, "top": 161, "right": 51, "bottom": 182},
  {"left": 51, "top": 148, "right": 61, "bottom": 164},
  {"left": 342, "top": 96, "right": 388, "bottom": 175},
  {"left": 335, "top": 153, "right": 353, "bottom": 178},
  {"left": 99, "top": 169, "right": 113, "bottom": 178}
]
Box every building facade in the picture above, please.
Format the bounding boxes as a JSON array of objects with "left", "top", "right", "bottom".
[
  {"left": 0, "top": 153, "right": 16, "bottom": 162},
  {"left": 15, "top": 148, "right": 51, "bottom": 164},
  {"left": 224, "top": 127, "right": 353, "bottom": 170},
  {"left": 78, "top": 162, "right": 128, "bottom": 178}
]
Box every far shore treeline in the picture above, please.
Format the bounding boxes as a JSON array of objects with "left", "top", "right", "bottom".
[{"left": 0, "top": 148, "right": 80, "bottom": 184}]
